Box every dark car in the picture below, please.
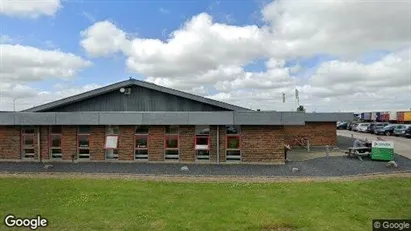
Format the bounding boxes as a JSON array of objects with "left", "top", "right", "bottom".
[
  {"left": 374, "top": 124, "right": 397, "bottom": 136},
  {"left": 367, "top": 123, "right": 389, "bottom": 134},
  {"left": 404, "top": 127, "right": 411, "bottom": 138},
  {"left": 337, "top": 122, "right": 348, "bottom": 129}
]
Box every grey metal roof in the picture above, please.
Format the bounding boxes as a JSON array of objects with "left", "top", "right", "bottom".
[
  {"left": 0, "top": 112, "right": 353, "bottom": 125},
  {"left": 23, "top": 79, "right": 252, "bottom": 112}
]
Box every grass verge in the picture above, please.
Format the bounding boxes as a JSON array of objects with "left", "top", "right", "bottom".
[{"left": 0, "top": 176, "right": 410, "bottom": 231}]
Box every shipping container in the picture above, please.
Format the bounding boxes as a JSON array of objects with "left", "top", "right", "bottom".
[
  {"left": 371, "top": 112, "right": 377, "bottom": 121},
  {"left": 376, "top": 112, "right": 381, "bottom": 121},
  {"left": 389, "top": 111, "right": 397, "bottom": 121},
  {"left": 360, "top": 113, "right": 365, "bottom": 120},
  {"left": 364, "top": 112, "right": 371, "bottom": 120},
  {"left": 382, "top": 112, "right": 389, "bottom": 121},
  {"left": 397, "top": 111, "right": 404, "bottom": 122},
  {"left": 404, "top": 111, "right": 411, "bottom": 122}
]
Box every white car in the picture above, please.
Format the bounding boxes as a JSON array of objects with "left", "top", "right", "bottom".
[{"left": 356, "top": 123, "right": 370, "bottom": 132}]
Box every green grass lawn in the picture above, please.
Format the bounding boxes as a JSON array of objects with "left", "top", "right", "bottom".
[{"left": 0, "top": 177, "right": 410, "bottom": 231}]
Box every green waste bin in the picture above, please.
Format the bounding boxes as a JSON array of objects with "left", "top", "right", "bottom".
[{"left": 371, "top": 141, "right": 394, "bottom": 161}]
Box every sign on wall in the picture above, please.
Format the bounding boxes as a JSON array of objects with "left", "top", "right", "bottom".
[
  {"left": 105, "top": 135, "right": 119, "bottom": 149},
  {"left": 371, "top": 141, "right": 394, "bottom": 161}
]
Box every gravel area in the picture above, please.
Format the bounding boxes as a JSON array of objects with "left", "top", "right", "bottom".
[
  {"left": 1, "top": 155, "right": 410, "bottom": 177},
  {"left": 1, "top": 136, "right": 409, "bottom": 177}
]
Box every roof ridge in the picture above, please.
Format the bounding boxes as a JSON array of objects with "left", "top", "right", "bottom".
[{"left": 23, "top": 79, "right": 251, "bottom": 112}]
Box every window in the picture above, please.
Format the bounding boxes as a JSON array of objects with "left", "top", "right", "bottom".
[
  {"left": 135, "top": 126, "right": 149, "bottom": 160},
  {"left": 49, "top": 126, "right": 62, "bottom": 159},
  {"left": 105, "top": 125, "right": 119, "bottom": 160},
  {"left": 195, "top": 125, "right": 210, "bottom": 160},
  {"left": 21, "top": 126, "right": 35, "bottom": 159},
  {"left": 226, "top": 125, "right": 241, "bottom": 161},
  {"left": 77, "top": 126, "right": 90, "bottom": 159},
  {"left": 165, "top": 126, "right": 179, "bottom": 160}
]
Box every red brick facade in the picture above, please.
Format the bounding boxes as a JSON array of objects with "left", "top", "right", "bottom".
[
  {"left": 0, "top": 123, "right": 337, "bottom": 163},
  {"left": 283, "top": 122, "right": 337, "bottom": 146}
]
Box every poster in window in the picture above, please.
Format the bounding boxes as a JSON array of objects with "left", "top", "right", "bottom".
[{"left": 105, "top": 135, "right": 119, "bottom": 149}]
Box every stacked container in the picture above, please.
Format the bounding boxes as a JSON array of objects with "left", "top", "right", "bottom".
[
  {"left": 389, "top": 111, "right": 397, "bottom": 121},
  {"left": 382, "top": 112, "right": 390, "bottom": 121},
  {"left": 371, "top": 112, "right": 377, "bottom": 121},
  {"left": 404, "top": 111, "right": 411, "bottom": 122},
  {"left": 364, "top": 112, "right": 371, "bottom": 121},
  {"left": 397, "top": 111, "right": 405, "bottom": 122},
  {"left": 376, "top": 112, "right": 381, "bottom": 121}
]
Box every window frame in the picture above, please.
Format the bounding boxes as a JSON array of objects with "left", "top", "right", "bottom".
[
  {"left": 195, "top": 125, "right": 210, "bottom": 160},
  {"left": 105, "top": 125, "right": 120, "bottom": 160},
  {"left": 134, "top": 126, "right": 149, "bottom": 160},
  {"left": 77, "top": 126, "right": 91, "bottom": 159},
  {"left": 21, "top": 126, "right": 35, "bottom": 159},
  {"left": 49, "top": 126, "right": 62, "bottom": 159},
  {"left": 164, "top": 126, "right": 179, "bottom": 160},
  {"left": 226, "top": 125, "right": 242, "bottom": 161}
]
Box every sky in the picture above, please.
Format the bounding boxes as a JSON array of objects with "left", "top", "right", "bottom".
[{"left": 0, "top": 0, "right": 410, "bottom": 112}]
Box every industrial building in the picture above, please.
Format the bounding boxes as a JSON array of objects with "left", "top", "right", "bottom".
[{"left": 0, "top": 79, "right": 352, "bottom": 164}]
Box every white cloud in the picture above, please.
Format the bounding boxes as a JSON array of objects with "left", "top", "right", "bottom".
[
  {"left": 0, "top": 35, "right": 13, "bottom": 43},
  {"left": 159, "top": 8, "right": 170, "bottom": 14},
  {"left": 262, "top": 0, "right": 411, "bottom": 58},
  {"left": 0, "top": 44, "right": 92, "bottom": 83},
  {"left": 80, "top": 21, "right": 130, "bottom": 57},
  {"left": 0, "top": 83, "right": 102, "bottom": 111},
  {"left": 0, "top": 0, "right": 62, "bottom": 18},
  {"left": 77, "top": 1, "right": 411, "bottom": 112}
]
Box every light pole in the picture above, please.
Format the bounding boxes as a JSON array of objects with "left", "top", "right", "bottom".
[{"left": 13, "top": 98, "right": 17, "bottom": 112}]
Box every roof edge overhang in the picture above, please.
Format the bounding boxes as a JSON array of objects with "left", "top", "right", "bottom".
[{"left": 0, "top": 112, "right": 353, "bottom": 126}]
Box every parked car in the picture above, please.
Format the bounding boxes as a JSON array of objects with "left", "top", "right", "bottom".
[
  {"left": 393, "top": 125, "right": 411, "bottom": 136},
  {"left": 403, "top": 126, "right": 411, "bottom": 138},
  {"left": 351, "top": 123, "right": 360, "bottom": 131},
  {"left": 337, "top": 122, "right": 348, "bottom": 130},
  {"left": 367, "top": 122, "right": 389, "bottom": 134},
  {"left": 374, "top": 124, "right": 397, "bottom": 136},
  {"left": 356, "top": 123, "right": 370, "bottom": 132}
]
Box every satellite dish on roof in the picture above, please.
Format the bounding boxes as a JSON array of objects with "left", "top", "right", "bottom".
[{"left": 119, "top": 88, "right": 125, "bottom": 93}]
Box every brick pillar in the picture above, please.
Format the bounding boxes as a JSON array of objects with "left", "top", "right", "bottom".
[
  {"left": 219, "top": 126, "right": 227, "bottom": 163},
  {"left": 62, "top": 126, "right": 77, "bottom": 160},
  {"left": 180, "top": 125, "right": 195, "bottom": 162},
  {"left": 148, "top": 126, "right": 164, "bottom": 161},
  {"left": 119, "top": 126, "right": 134, "bottom": 160},
  {"left": 242, "top": 125, "right": 285, "bottom": 163},
  {"left": 40, "top": 126, "right": 49, "bottom": 160},
  {"left": 0, "top": 126, "right": 20, "bottom": 159},
  {"left": 90, "top": 126, "right": 105, "bottom": 160},
  {"left": 209, "top": 126, "right": 217, "bottom": 162}
]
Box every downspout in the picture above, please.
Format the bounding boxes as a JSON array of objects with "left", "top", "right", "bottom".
[
  {"left": 38, "top": 126, "right": 42, "bottom": 163},
  {"left": 216, "top": 125, "right": 220, "bottom": 164}
]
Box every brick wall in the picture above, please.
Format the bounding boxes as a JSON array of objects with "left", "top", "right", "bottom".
[
  {"left": 0, "top": 126, "right": 20, "bottom": 159},
  {"left": 119, "top": 126, "right": 134, "bottom": 160},
  {"left": 283, "top": 122, "right": 337, "bottom": 146},
  {"left": 90, "top": 126, "right": 105, "bottom": 160},
  {"left": 180, "top": 126, "right": 195, "bottom": 161},
  {"left": 40, "top": 126, "right": 49, "bottom": 160},
  {"left": 209, "top": 126, "right": 217, "bottom": 162},
  {"left": 219, "top": 126, "right": 227, "bottom": 163},
  {"left": 61, "top": 126, "right": 77, "bottom": 160},
  {"left": 148, "top": 126, "right": 164, "bottom": 161},
  {"left": 242, "top": 126, "right": 284, "bottom": 162}
]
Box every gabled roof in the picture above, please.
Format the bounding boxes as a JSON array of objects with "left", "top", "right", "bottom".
[{"left": 23, "top": 79, "right": 252, "bottom": 112}]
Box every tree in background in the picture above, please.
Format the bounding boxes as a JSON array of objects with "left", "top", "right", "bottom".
[{"left": 297, "top": 105, "right": 305, "bottom": 112}]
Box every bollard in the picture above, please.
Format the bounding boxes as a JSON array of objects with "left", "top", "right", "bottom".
[{"left": 307, "top": 140, "right": 310, "bottom": 152}]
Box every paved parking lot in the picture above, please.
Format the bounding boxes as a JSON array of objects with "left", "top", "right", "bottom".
[{"left": 337, "top": 130, "right": 411, "bottom": 159}]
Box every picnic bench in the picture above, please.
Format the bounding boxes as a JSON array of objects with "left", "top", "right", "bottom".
[{"left": 345, "top": 146, "right": 372, "bottom": 161}]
